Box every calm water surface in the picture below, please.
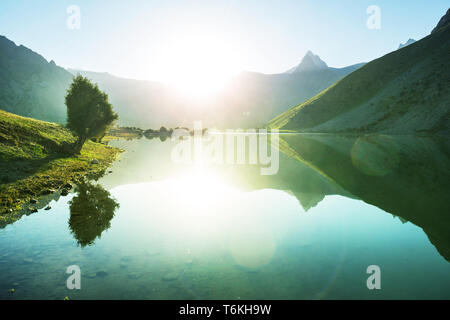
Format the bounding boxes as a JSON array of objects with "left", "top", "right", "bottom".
[{"left": 0, "top": 134, "right": 449, "bottom": 299}]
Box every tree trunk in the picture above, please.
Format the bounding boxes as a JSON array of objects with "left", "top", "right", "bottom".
[
  {"left": 98, "top": 133, "right": 106, "bottom": 143},
  {"left": 73, "top": 136, "right": 87, "bottom": 154}
]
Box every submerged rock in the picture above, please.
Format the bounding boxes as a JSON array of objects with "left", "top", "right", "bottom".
[
  {"left": 96, "top": 271, "right": 108, "bottom": 278},
  {"left": 162, "top": 272, "right": 179, "bottom": 281},
  {"left": 120, "top": 256, "right": 132, "bottom": 262},
  {"left": 127, "top": 272, "right": 143, "bottom": 280}
]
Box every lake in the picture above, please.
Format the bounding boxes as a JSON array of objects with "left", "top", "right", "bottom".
[{"left": 0, "top": 134, "right": 449, "bottom": 299}]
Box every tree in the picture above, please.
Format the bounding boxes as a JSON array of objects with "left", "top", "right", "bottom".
[{"left": 65, "top": 75, "right": 118, "bottom": 153}]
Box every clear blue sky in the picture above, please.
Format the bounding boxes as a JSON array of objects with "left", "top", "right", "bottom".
[{"left": 0, "top": 0, "right": 448, "bottom": 81}]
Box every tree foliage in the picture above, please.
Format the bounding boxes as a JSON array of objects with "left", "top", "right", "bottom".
[{"left": 65, "top": 75, "right": 118, "bottom": 153}]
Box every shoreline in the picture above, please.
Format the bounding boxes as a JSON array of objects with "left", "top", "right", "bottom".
[{"left": 0, "top": 140, "right": 122, "bottom": 228}]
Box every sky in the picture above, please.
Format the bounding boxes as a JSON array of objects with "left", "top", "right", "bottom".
[{"left": 0, "top": 0, "right": 448, "bottom": 87}]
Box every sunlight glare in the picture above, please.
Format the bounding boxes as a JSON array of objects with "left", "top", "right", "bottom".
[{"left": 154, "top": 31, "right": 241, "bottom": 98}]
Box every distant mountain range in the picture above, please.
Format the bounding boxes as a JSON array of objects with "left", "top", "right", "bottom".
[
  {"left": 270, "top": 9, "right": 450, "bottom": 135},
  {"left": 398, "top": 38, "right": 416, "bottom": 49},
  {"left": 2, "top": 9, "right": 448, "bottom": 132},
  {"left": 0, "top": 33, "right": 364, "bottom": 128},
  {"left": 68, "top": 52, "right": 364, "bottom": 128}
]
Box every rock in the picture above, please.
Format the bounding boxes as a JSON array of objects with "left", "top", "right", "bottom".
[
  {"left": 127, "top": 272, "right": 143, "bottom": 280},
  {"left": 61, "top": 189, "right": 69, "bottom": 196},
  {"left": 30, "top": 208, "right": 38, "bottom": 213},
  {"left": 44, "top": 206, "right": 51, "bottom": 211},
  {"left": 120, "top": 256, "right": 132, "bottom": 262},
  {"left": 63, "top": 183, "right": 73, "bottom": 189},
  {"left": 96, "top": 271, "right": 108, "bottom": 278},
  {"left": 162, "top": 272, "right": 179, "bottom": 281},
  {"left": 91, "top": 159, "right": 99, "bottom": 165}
]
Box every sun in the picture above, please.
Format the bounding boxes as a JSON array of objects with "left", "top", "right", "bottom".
[{"left": 153, "top": 31, "right": 241, "bottom": 98}]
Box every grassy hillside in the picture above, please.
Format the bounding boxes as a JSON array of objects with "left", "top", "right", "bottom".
[
  {"left": 269, "top": 17, "right": 450, "bottom": 134},
  {"left": 0, "top": 110, "right": 121, "bottom": 227}
]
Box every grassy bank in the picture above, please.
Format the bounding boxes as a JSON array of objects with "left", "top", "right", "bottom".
[{"left": 0, "top": 110, "right": 122, "bottom": 227}]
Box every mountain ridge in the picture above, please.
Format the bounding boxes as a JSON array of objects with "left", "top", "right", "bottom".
[
  {"left": 285, "top": 50, "right": 329, "bottom": 73},
  {"left": 0, "top": 35, "right": 73, "bottom": 123},
  {"left": 0, "top": 35, "right": 364, "bottom": 129},
  {"left": 269, "top": 10, "right": 450, "bottom": 135}
]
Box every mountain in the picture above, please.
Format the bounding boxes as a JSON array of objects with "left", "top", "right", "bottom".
[
  {"left": 0, "top": 33, "right": 363, "bottom": 129},
  {"left": 66, "top": 69, "right": 185, "bottom": 127},
  {"left": 432, "top": 8, "right": 450, "bottom": 33},
  {"left": 70, "top": 51, "right": 364, "bottom": 128},
  {"left": 398, "top": 38, "right": 416, "bottom": 49},
  {"left": 0, "top": 36, "right": 73, "bottom": 123},
  {"left": 285, "top": 50, "right": 329, "bottom": 73},
  {"left": 219, "top": 61, "right": 364, "bottom": 127},
  {"left": 269, "top": 10, "right": 450, "bottom": 135}
]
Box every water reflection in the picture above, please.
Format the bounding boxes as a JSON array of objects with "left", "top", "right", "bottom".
[
  {"left": 0, "top": 133, "right": 449, "bottom": 299},
  {"left": 68, "top": 182, "right": 120, "bottom": 247},
  {"left": 279, "top": 134, "right": 450, "bottom": 262},
  {"left": 100, "top": 133, "right": 450, "bottom": 263}
]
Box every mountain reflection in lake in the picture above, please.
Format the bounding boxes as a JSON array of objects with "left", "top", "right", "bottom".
[{"left": 0, "top": 134, "right": 449, "bottom": 300}]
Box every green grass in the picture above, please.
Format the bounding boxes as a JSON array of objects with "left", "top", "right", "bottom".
[{"left": 0, "top": 110, "right": 122, "bottom": 227}]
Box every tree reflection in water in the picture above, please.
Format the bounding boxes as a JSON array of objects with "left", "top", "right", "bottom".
[{"left": 68, "top": 182, "right": 119, "bottom": 247}]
